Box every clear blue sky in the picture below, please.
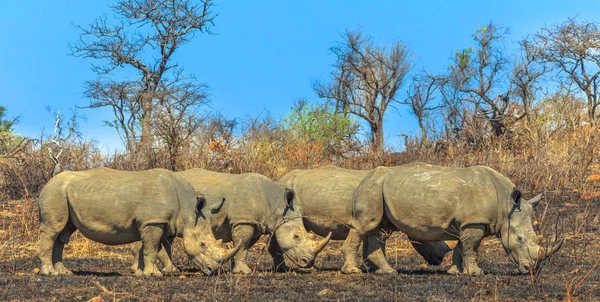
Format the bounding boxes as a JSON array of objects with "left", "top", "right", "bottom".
[{"left": 2, "top": 1, "right": 599, "bottom": 151}]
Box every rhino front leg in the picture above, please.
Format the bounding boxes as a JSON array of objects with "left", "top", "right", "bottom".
[
  {"left": 159, "top": 236, "right": 179, "bottom": 274},
  {"left": 448, "top": 224, "right": 484, "bottom": 276},
  {"left": 340, "top": 229, "right": 361, "bottom": 274},
  {"left": 268, "top": 235, "right": 291, "bottom": 272},
  {"left": 231, "top": 224, "right": 256, "bottom": 274},
  {"left": 137, "top": 224, "right": 165, "bottom": 277}
]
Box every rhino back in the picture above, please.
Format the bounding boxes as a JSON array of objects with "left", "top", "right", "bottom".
[
  {"left": 46, "top": 168, "right": 182, "bottom": 245},
  {"left": 177, "top": 170, "right": 276, "bottom": 234},
  {"left": 381, "top": 163, "right": 499, "bottom": 240}
]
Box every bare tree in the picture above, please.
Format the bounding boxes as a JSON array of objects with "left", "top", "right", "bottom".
[
  {"left": 314, "top": 29, "right": 413, "bottom": 155},
  {"left": 152, "top": 79, "right": 209, "bottom": 171},
  {"left": 402, "top": 73, "right": 442, "bottom": 147},
  {"left": 530, "top": 18, "right": 600, "bottom": 125},
  {"left": 70, "top": 0, "right": 216, "bottom": 160},
  {"left": 451, "top": 23, "right": 519, "bottom": 137},
  {"left": 512, "top": 39, "right": 547, "bottom": 127},
  {"left": 47, "top": 110, "right": 81, "bottom": 176}
]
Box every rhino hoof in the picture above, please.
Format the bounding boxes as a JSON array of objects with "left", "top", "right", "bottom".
[
  {"left": 161, "top": 266, "right": 180, "bottom": 274},
  {"left": 340, "top": 265, "right": 362, "bottom": 274},
  {"left": 54, "top": 263, "right": 72, "bottom": 275},
  {"left": 232, "top": 263, "right": 252, "bottom": 274},
  {"left": 374, "top": 267, "right": 396, "bottom": 275},
  {"left": 273, "top": 264, "right": 292, "bottom": 273},
  {"left": 447, "top": 265, "right": 460, "bottom": 275}
]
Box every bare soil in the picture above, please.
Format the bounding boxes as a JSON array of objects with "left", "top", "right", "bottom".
[{"left": 1, "top": 196, "right": 599, "bottom": 301}]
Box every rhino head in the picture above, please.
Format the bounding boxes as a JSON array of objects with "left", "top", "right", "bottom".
[
  {"left": 499, "top": 189, "right": 563, "bottom": 273},
  {"left": 182, "top": 196, "right": 241, "bottom": 275},
  {"left": 273, "top": 189, "right": 331, "bottom": 268}
]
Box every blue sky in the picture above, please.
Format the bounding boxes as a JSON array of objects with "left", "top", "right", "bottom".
[{"left": 2, "top": 1, "right": 599, "bottom": 151}]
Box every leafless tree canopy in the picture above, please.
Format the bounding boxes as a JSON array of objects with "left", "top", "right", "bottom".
[
  {"left": 70, "top": 0, "right": 215, "bottom": 168},
  {"left": 530, "top": 17, "right": 600, "bottom": 124},
  {"left": 314, "top": 29, "right": 413, "bottom": 155},
  {"left": 402, "top": 73, "right": 441, "bottom": 147}
]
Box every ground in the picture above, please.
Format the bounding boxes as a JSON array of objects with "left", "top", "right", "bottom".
[{"left": 1, "top": 196, "right": 598, "bottom": 301}]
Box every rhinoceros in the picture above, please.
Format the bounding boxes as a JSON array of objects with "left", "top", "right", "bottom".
[
  {"left": 272, "top": 167, "right": 455, "bottom": 274},
  {"left": 132, "top": 169, "right": 331, "bottom": 274},
  {"left": 352, "top": 163, "right": 563, "bottom": 275},
  {"left": 37, "top": 168, "right": 239, "bottom": 277}
]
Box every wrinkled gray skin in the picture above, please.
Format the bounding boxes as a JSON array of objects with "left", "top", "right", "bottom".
[
  {"left": 276, "top": 167, "right": 455, "bottom": 274},
  {"left": 37, "top": 168, "right": 239, "bottom": 277},
  {"left": 352, "top": 163, "right": 564, "bottom": 275},
  {"left": 132, "top": 169, "right": 331, "bottom": 274}
]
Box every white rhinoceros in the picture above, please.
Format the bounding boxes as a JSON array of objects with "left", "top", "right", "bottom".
[
  {"left": 352, "top": 163, "right": 563, "bottom": 275},
  {"left": 37, "top": 168, "right": 239, "bottom": 277}
]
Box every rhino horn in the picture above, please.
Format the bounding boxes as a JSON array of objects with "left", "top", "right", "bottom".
[
  {"left": 538, "top": 239, "right": 564, "bottom": 261},
  {"left": 222, "top": 241, "right": 242, "bottom": 262},
  {"left": 314, "top": 232, "right": 332, "bottom": 254}
]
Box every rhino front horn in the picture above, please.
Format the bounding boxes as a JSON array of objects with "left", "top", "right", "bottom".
[
  {"left": 314, "top": 232, "right": 332, "bottom": 254},
  {"left": 222, "top": 241, "right": 242, "bottom": 262}
]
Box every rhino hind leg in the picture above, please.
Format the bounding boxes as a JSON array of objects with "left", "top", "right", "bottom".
[
  {"left": 362, "top": 228, "right": 396, "bottom": 274},
  {"left": 38, "top": 201, "right": 70, "bottom": 276},
  {"left": 136, "top": 224, "right": 165, "bottom": 277},
  {"left": 231, "top": 224, "right": 256, "bottom": 274},
  {"left": 52, "top": 224, "right": 76, "bottom": 275},
  {"left": 447, "top": 224, "right": 484, "bottom": 276},
  {"left": 268, "top": 235, "right": 291, "bottom": 273},
  {"left": 340, "top": 229, "right": 361, "bottom": 274}
]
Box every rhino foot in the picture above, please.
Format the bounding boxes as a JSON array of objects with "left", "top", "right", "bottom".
[
  {"left": 161, "top": 265, "right": 180, "bottom": 274},
  {"left": 447, "top": 265, "right": 483, "bottom": 276},
  {"left": 54, "top": 263, "right": 73, "bottom": 275},
  {"left": 233, "top": 262, "right": 252, "bottom": 274},
  {"left": 340, "top": 264, "right": 362, "bottom": 274},
  {"left": 272, "top": 263, "right": 292, "bottom": 273},
  {"left": 39, "top": 265, "right": 59, "bottom": 276},
  {"left": 447, "top": 265, "right": 460, "bottom": 275},
  {"left": 374, "top": 267, "right": 396, "bottom": 275},
  {"left": 142, "top": 267, "right": 164, "bottom": 277}
]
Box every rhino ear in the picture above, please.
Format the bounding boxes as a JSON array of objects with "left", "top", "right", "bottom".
[
  {"left": 284, "top": 189, "right": 295, "bottom": 207},
  {"left": 195, "top": 195, "right": 206, "bottom": 215},
  {"left": 510, "top": 188, "right": 522, "bottom": 205},
  {"left": 528, "top": 194, "right": 542, "bottom": 207}
]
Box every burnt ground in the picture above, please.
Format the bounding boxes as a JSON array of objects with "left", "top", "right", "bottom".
[{"left": 1, "top": 196, "right": 599, "bottom": 301}]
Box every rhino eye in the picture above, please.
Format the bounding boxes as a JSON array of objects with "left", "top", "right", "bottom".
[
  {"left": 517, "top": 236, "right": 524, "bottom": 243},
  {"left": 200, "top": 241, "right": 207, "bottom": 248},
  {"left": 293, "top": 234, "right": 301, "bottom": 241}
]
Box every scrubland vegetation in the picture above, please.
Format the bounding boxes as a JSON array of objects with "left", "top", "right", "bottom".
[{"left": 1, "top": 0, "right": 600, "bottom": 300}]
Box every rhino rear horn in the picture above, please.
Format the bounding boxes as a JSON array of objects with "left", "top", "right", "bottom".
[
  {"left": 222, "top": 240, "right": 242, "bottom": 262},
  {"left": 314, "top": 232, "right": 332, "bottom": 254},
  {"left": 540, "top": 239, "right": 564, "bottom": 260}
]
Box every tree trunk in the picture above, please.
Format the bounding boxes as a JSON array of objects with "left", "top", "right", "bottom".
[
  {"left": 419, "top": 119, "right": 428, "bottom": 148},
  {"left": 370, "top": 119, "right": 384, "bottom": 157}
]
